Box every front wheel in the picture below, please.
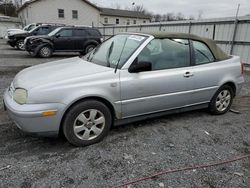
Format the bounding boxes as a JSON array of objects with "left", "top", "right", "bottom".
[
  {"left": 209, "top": 85, "right": 234, "bottom": 115},
  {"left": 16, "top": 40, "right": 25, "bottom": 50},
  {"left": 62, "top": 100, "right": 112, "bottom": 147},
  {"left": 38, "top": 46, "right": 52, "bottom": 58}
]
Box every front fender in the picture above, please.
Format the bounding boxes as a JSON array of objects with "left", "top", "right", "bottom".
[{"left": 34, "top": 41, "right": 54, "bottom": 55}]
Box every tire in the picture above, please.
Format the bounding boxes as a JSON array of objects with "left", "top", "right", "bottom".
[
  {"left": 16, "top": 40, "right": 25, "bottom": 50},
  {"left": 38, "top": 45, "right": 52, "bottom": 58},
  {"left": 209, "top": 85, "right": 234, "bottom": 115},
  {"left": 62, "top": 100, "right": 112, "bottom": 147},
  {"left": 84, "top": 44, "right": 96, "bottom": 54}
]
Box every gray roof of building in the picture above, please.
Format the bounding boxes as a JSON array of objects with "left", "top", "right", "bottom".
[{"left": 100, "top": 8, "right": 151, "bottom": 19}]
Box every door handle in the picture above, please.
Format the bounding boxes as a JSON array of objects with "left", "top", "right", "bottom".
[{"left": 183, "top": 72, "right": 194, "bottom": 78}]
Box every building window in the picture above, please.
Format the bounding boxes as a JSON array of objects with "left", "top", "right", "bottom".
[
  {"left": 143, "top": 20, "right": 146, "bottom": 23},
  {"left": 104, "top": 17, "right": 108, "bottom": 24},
  {"left": 58, "top": 9, "right": 64, "bottom": 18},
  {"left": 116, "top": 18, "right": 119, "bottom": 24},
  {"left": 127, "top": 19, "right": 130, "bottom": 25},
  {"left": 133, "top": 20, "right": 136, "bottom": 24},
  {"left": 72, "top": 10, "right": 78, "bottom": 19}
]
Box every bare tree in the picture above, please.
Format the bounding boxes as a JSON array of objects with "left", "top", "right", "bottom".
[
  {"left": 176, "top": 12, "right": 185, "bottom": 20},
  {"left": 198, "top": 10, "right": 203, "bottom": 20},
  {"left": 132, "top": 4, "right": 146, "bottom": 13},
  {"left": 0, "top": 0, "right": 18, "bottom": 16},
  {"left": 12, "top": 0, "right": 23, "bottom": 8},
  {"left": 188, "top": 15, "right": 195, "bottom": 20}
]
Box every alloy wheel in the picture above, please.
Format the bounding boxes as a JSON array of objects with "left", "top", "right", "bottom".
[
  {"left": 215, "top": 90, "right": 231, "bottom": 112},
  {"left": 40, "top": 47, "right": 51, "bottom": 57},
  {"left": 73, "top": 109, "right": 105, "bottom": 141}
]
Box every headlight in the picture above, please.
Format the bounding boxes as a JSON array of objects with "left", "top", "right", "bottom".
[{"left": 13, "top": 89, "right": 27, "bottom": 105}]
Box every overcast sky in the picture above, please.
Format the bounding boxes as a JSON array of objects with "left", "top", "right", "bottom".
[{"left": 90, "top": 0, "right": 250, "bottom": 19}]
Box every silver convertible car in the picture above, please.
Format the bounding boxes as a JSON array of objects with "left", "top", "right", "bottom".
[{"left": 3, "top": 32, "right": 244, "bottom": 146}]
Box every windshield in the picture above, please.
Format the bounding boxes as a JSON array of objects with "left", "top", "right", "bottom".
[
  {"left": 24, "top": 24, "right": 36, "bottom": 31},
  {"left": 83, "top": 34, "right": 147, "bottom": 69},
  {"left": 23, "top": 24, "right": 30, "bottom": 31},
  {"left": 48, "top": 27, "right": 62, "bottom": 37},
  {"left": 28, "top": 26, "right": 39, "bottom": 33}
]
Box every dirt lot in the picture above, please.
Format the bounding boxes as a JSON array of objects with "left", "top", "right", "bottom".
[{"left": 0, "top": 40, "right": 249, "bottom": 188}]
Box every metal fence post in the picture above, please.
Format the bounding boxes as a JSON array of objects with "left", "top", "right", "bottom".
[
  {"left": 188, "top": 21, "right": 192, "bottom": 33},
  {"left": 103, "top": 27, "right": 105, "bottom": 40},
  {"left": 230, "top": 4, "right": 240, "bottom": 55},
  {"left": 230, "top": 19, "right": 239, "bottom": 54},
  {"left": 212, "top": 24, "right": 216, "bottom": 40}
]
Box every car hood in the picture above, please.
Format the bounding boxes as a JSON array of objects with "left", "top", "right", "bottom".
[
  {"left": 14, "top": 57, "right": 113, "bottom": 90},
  {"left": 11, "top": 31, "right": 29, "bottom": 37}
]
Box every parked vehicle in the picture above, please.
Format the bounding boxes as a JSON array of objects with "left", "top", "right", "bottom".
[
  {"left": 3, "top": 32, "right": 244, "bottom": 146},
  {"left": 7, "top": 24, "right": 65, "bottom": 50},
  {"left": 24, "top": 26, "right": 102, "bottom": 57},
  {"left": 6, "top": 23, "right": 41, "bottom": 37}
]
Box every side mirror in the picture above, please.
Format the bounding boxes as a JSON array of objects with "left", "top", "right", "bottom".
[
  {"left": 55, "top": 33, "right": 60, "bottom": 38},
  {"left": 129, "top": 61, "right": 152, "bottom": 73}
]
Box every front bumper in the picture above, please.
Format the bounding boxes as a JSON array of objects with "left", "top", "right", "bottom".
[
  {"left": 3, "top": 89, "right": 66, "bottom": 136},
  {"left": 7, "top": 39, "right": 16, "bottom": 47}
]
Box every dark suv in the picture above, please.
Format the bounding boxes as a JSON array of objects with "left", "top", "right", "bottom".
[
  {"left": 24, "top": 26, "right": 102, "bottom": 58},
  {"left": 7, "top": 24, "right": 65, "bottom": 50}
]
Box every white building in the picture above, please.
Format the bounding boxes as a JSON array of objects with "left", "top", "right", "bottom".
[
  {"left": 100, "top": 8, "right": 151, "bottom": 26},
  {"left": 17, "top": 0, "right": 151, "bottom": 27},
  {"left": 18, "top": 0, "right": 100, "bottom": 27},
  {"left": 0, "top": 16, "right": 22, "bottom": 38}
]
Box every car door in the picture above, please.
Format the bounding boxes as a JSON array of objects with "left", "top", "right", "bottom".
[
  {"left": 188, "top": 40, "right": 219, "bottom": 105},
  {"left": 54, "top": 29, "right": 74, "bottom": 51},
  {"left": 120, "top": 38, "right": 195, "bottom": 118},
  {"left": 73, "top": 29, "right": 88, "bottom": 51}
]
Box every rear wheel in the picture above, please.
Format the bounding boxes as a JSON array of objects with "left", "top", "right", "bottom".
[
  {"left": 16, "top": 40, "right": 25, "bottom": 50},
  {"left": 209, "top": 85, "right": 234, "bottom": 115},
  {"left": 84, "top": 44, "right": 96, "bottom": 54},
  {"left": 38, "top": 46, "right": 52, "bottom": 58},
  {"left": 62, "top": 100, "right": 112, "bottom": 147}
]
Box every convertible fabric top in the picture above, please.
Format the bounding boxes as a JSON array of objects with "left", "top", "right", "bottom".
[{"left": 144, "top": 32, "right": 229, "bottom": 61}]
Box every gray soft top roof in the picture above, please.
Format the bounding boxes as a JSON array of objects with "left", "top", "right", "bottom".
[{"left": 144, "top": 32, "right": 229, "bottom": 61}]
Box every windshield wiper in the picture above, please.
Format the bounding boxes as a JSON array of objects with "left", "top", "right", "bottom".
[{"left": 106, "top": 41, "right": 114, "bottom": 67}]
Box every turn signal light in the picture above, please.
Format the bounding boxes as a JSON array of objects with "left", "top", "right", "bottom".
[{"left": 42, "top": 111, "right": 57, "bottom": 117}]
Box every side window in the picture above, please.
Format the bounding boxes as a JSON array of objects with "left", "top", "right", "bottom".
[
  {"left": 137, "top": 38, "right": 190, "bottom": 71},
  {"left": 74, "top": 29, "right": 87, "bottom": 37},
  {"left": 58, "top": 29, "right": 73, "bottom": 37},
  {"left": 193, "top": 41, "right": 215, "bottom": 65},
  {"left": 36, "top": 27, "right": 50, "bottom": 35},
  {"left": 87, "top": 29, "right": 101, "bottom": 37}
]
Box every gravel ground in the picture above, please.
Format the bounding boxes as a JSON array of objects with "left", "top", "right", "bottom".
[{"left": 0, "top": 40, "right": 249, "bottom": 188}]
